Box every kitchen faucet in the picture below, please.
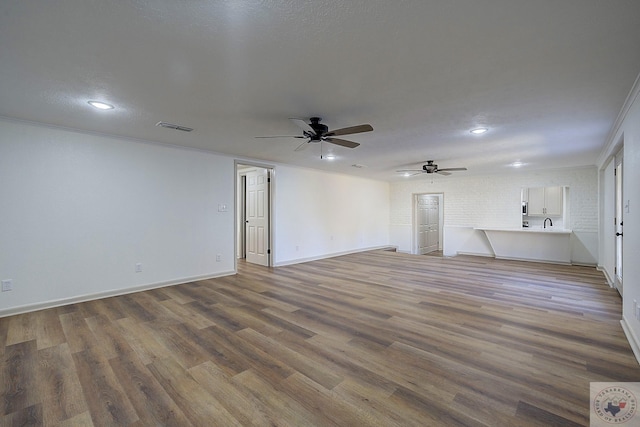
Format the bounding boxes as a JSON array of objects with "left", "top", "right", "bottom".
[{"left": 544, "top": 217, "right": 553, "bottom": 228}]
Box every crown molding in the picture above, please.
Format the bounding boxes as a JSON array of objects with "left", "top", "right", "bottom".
[{"left": 596, "top": 72, "right": 640, "bottom": 168}]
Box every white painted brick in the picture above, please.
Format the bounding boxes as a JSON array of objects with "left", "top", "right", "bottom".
[{"left": 390, "top": 166, "right": 598, "bottom": 233}]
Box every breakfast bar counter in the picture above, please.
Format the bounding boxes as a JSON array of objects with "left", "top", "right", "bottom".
[{"left": 475, "top": 227, "right": 572, "bottom": 264}]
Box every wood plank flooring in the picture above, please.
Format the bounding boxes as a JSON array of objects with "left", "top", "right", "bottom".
[{"left": 2, "top": 250, "right": 639, "bottom": 426}]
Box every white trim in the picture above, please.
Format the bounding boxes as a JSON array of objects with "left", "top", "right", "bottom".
[
  {"left": 596, "top": 72, "right": 640, "bottom": 168},
  {"left": 569, "top": 262, "right": 598, "bottom": 268},
  {"left": 0, "top": 271, "right": 235, "bottom": 318},
  {"left": 235, "top": 160, "right": 276, "bottom": 269},
  {"left": 621, "top": 317, "right": 640, "bottom": 367},
  {"left": 273, "top": 246, "right": 394, "bottom": 267},
  {"left": 455, "top": 251, "right": 494, "bottom": 258},
  {"left": 597, "top": 265, "right": 615, "bottom": 288},
  {"left": 412, "top": 192, "right": 444, "bottom": 255},
  {"left": 494, "top": 256, "right": 571, "bottom": 265}
]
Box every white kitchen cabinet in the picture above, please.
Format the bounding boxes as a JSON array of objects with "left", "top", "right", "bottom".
[
  {"left": 544, "top": 186, "right": 563, "bottom": 216},
  {"left": 527, "top": 186, "right": 563, "bottom": 216}
]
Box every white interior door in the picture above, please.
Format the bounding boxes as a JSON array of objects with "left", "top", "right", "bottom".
[
  {"left": 614, "top": 160, "right": 623, "bottom": 295},
  {"left": 245, "top": 168, "right": 269, "bottom": 266},
  {"left": 417, "top": 194, "right": 439, "bottom": 254}
]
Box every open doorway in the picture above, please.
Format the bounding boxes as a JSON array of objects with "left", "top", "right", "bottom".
[
  {"left": 236, "top": 162, "right": 274, "bottom": 267},
  {"left": 614, "top": 149, "right": 623, "bottom": 295},
  {"left": 414, "top": 193, "right": 444, "bottom": 256}
]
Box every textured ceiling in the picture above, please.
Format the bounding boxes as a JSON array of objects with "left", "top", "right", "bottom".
[{"left": 1, "top": 0, "right": 640, "bottom": 181}]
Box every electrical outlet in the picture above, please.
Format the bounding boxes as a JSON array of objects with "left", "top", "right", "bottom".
[
  {"left": 135, "top": 263, "right": 143, "bottom": 273},
  {"left": 1, "top": 279, "right": 13, "bottom": 292},
  {"left": 216, "top": 254, "right": 221, "bottom": 262}
]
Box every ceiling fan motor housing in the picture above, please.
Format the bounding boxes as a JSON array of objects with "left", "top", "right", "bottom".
[
  {"left": 308, "top": 117, "right": 329, "bottom": 140},
  {"left": 423, "top": 163, "right": 437, "bottom": 173}
]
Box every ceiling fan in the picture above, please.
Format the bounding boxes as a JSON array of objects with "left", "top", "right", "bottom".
[
  {"left": 256, "top": 117, "right": 373, "bottom": 153},
  {"left": 397, "top": 160, "right": 467, "bottom": 176}
]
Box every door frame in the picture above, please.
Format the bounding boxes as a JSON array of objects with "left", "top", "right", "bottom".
[
  {"left": 235, "top": 161, "right": 275, "bottom": 268},
  {"left": 614, "top": 149, "right": 623, "bottom": 295},
  {"left": 412, "top": 193, "right": 444, "bottom": 255}
]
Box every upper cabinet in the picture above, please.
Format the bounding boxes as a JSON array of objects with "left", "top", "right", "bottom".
[{"left": 526, "top": 186, "right": 563, "bottom": 216}]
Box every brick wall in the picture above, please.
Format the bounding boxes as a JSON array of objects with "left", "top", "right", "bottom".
[{"left": 390, "top": 166, "right": 598, "bottom": 256}]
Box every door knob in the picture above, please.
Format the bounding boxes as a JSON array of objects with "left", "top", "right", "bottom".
[{"left": 616, "top": 232, "right": 623, "bottom": 237}]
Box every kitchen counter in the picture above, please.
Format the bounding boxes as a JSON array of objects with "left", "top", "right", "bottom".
[
  {"left": 477, "top": 227, "right": 572, "bottom": 234},
  {"left": 475, "top": 227, "right": 572, "bottom": 264}
]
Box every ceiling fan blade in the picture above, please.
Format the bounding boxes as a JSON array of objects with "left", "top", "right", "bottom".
[
  {"left": 326, "top": 124, "right": 373, "bottom": 137},
  {"left": 289, "top": 118, "right": 316, "bottom": 135},
  {"left": 437, "top": 167, "right": 467, "bottom": 172},
  {"left": 255, "top": 135, "right": 306, "bottom": 139},
  {"left": 294, "top": 141, "right": 310, "bottom": 151},
  {"left": 436, "top": 171, "right": 452, "bottom": 176},
  {"left": 324, "top": 137, "right": 360, "bottom": 149},
  {"left": 396, "top": 170, "right": 422, "bottom": 176}
]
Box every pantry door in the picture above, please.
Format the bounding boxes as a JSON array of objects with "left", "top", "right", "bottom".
[{"left": 416, "top": 194, "right": 440, "bottom": 254}]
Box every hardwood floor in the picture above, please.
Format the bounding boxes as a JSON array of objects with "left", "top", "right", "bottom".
[
  {"left": 2, "top": 250, "right": 638, "bottom": 426},
  {"left": 423, "top": 250, "right": 443, "bottom": 257}
]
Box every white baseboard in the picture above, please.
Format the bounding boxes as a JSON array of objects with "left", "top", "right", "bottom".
[
  {"left": 495, "top": 256, "right": 572, "bottom": 265},
  {"left": 0, "top": 270, "right": 236, "bottom": 318},
  {"left": 597, "top": 265, "right": 615, "bottom": 288},
  {"left": 621, "top": 316, "right": 640, "bottom": 366},
  {"left": 456, "top": 251, "right": 495, "bottom": 258},
  {"left": 570, "top": 261, "right": 598, "bottom": 267},
  {"left": 273, "top": 246, "right": 394, "bottom": 267}
]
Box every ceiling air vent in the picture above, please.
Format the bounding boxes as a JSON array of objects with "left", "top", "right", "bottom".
[{"left": 156, "top": 121, "right": 193, "bottom": 132}]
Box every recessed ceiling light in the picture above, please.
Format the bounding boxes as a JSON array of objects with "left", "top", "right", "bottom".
[
  {"left": 470, "top": 127, "right": 488, "bottom": 135},
  {"left": 324, "top": 154, "right": 336, "bottom": 160},
  {"left": 88, "top": 100, "right": 114, "bottom": 110},
  {"left": 511, "top": 161, "right": 525, "bottom": 168}
]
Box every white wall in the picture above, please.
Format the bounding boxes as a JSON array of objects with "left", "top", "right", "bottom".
[
  {"left": 274, "top": 165, "right": 390, "bottom": 265},
  {"left": 0, "top": 118, "right": 392, "bottom": 315},
  {"left": 390, "top": 167, "right": 598, "bottom": 264},
  {"left": 0, "top": 118, "right": 236, "bottom": 315},
  {"left": 598, "top": 75, "right": 640, "bottom": 363}
]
